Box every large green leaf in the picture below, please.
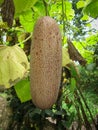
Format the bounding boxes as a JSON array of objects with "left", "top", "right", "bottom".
[
  {"left": 19, "top": 11, "right": 35, "bottom": 32},
  {"left": 65, "top": 1, "right": 75, "bottom": 20},
  {"left": 19, "top": 1, "right": 45, "bottom": 32},
  {"left": 83, "top": 0, "right": 98, "bottom": 18},
  {"left": 33, "top": 1, "right": 45, "bottom": 17},
  {"left": 14, "top": 0, "right": 38, "bottom": 17},
  {"left": 14, "top": 78, "right": 31, "bottom": 103}
]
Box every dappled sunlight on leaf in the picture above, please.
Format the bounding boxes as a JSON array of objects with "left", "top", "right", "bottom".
[
  {"left": 65, "top": 1, "right": 75, "bottom": 20},
  {"left": 76, "top": 1, "right": 85, "bottom": 9}
]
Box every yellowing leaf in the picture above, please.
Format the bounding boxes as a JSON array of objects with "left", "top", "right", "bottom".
[
  {"left": 0, "top": 45, "right": 29, "bottom": 88},
  {"left": 62, "top": 46, "right": 71, "bottom": 67}
]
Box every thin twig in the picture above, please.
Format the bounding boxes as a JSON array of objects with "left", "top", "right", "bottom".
[
  {"left": 62, "top": 0, "right": 65, "bottom": 39},
  {"left": 43, "top": 0, "right": 49, "bottom": 16},
  {"left": 71, "top": 63, "right": 96, "bottom": 127},
  {"left": 76, "top": 90, "right": 92, "bottom": 130},
  {"left": 17, "top": 34, "right": 32, "bottom": 46},
  {"left": 76, "top": 84, "right": 96, "bottom": 127}
]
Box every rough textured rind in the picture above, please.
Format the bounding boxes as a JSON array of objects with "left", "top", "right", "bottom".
[{"left": 30, "top": 16, "right": 62, "bottom": 109}]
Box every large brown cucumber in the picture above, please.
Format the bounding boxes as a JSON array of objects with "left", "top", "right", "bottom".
[{"left": 30, "top": 16, "right": 62, "bottom": 109}]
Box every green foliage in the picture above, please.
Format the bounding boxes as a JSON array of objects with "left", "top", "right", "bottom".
[
  {"left": 14, "top": 78, "right": 31, "bottom": 102},
  {"left": 76, "top": 1, "right": 85, "bottom": 9},
  {"left": 72, "top": 33, "right": 98, "bottom": 63},
  {"left": 79, "top": 64, "right": 98, "bottom": 120},
  {"left": 13, "top": 0, "right": 37, "bottom": 17},
  {"left": 0, "top": 22, "right": 8, "bottom": 29},
  {"left": 0, "top": 0, "right": 4, "bottom": 5},
  {"left": 70, "top": 78, "right": 76, "bottom": 93},
  {"left": 14, "top": 0, "right": 45, "bottom": 32},
  {"left": 49, "top": 0, "right": 75, "bottom": 20},
  {"left": 69, "top": 0, "right": 91, "bottom": 41},
  {"left": 64, "top": 1, "right": 75, "bottom": 20},
  {"left": 0, "top": 0, "right": 98, "bottom": 129},
  {"left": 83, "top": 0, "right": 98, "bottom": 18},
  {"left": 81, "top": 14, "right": 89, "bottom": 21},
  {"left": 19, "top": 11, "right": 35, "bottom": 32}
]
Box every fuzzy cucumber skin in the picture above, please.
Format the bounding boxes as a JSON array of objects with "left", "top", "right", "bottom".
[{"left": 30, "top": 16, "right": 62, "bottom": 109}]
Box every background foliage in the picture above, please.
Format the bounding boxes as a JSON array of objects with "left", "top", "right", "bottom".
[{"left": 0, "top": 0, "right": 98, "bottom": 130}]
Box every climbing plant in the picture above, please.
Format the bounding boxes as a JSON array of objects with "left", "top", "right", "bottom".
[{"left": 0, "top": 0, "right": 98, "bottom": 129}]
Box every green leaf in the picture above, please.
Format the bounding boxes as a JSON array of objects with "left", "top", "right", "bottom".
[
  {"left": 49, "top": 2, "right": 61, "bottom": 17},
  {"left": 19, "top": 11, "right": 34, "bottom": 32},
  {"left": 65, "top": 1, "right": 75, "bottom": 20},
  {"left": 81, "top": 15, "right": 89, "bottom": 21},
  {"left": 0, "top": 0, "right": 4, "bottom": 5},
  {"left": 83, "top": 0, "right": 98, "bottom": 18},
  {"left": 45, "top": 109, "right": 54, "bottom": 116},
  {"left": 65, "top": 112, "right": 75, "bottom": 128},
  {"left": 32, "top": 108, "right": 42, "bottom": 115},
  {"left": 19, "top": 1, "right": 45, "bottom": 32},
  {"left": 0, "top": 93, "right": 7, "bottom": 98},
  {"left": 77, "top": 1, "right": 85, "bottom": 9},
  {"left": 70, "top": 63, "right": 78, "bottom": 79},
  {"left": 14, "top": 0, "right": 38, "bottom": 17},
  {"left": 14, "top": 78, "right": 31, "bottom": 103},
  {"left": 70, "top": 78, "right": 76, "bottom": 93},
  {"left": 62, "top": 101, "right": 68, "bottom": 110},
  {"left": 33, "top": 1, "right": 45, "bottom": 17},
  {"left": 86, "top": 34, "right": 98, "bottom": 45},
  {"left": 54, "top": 110, "right": 64, "bottom": 116}
]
